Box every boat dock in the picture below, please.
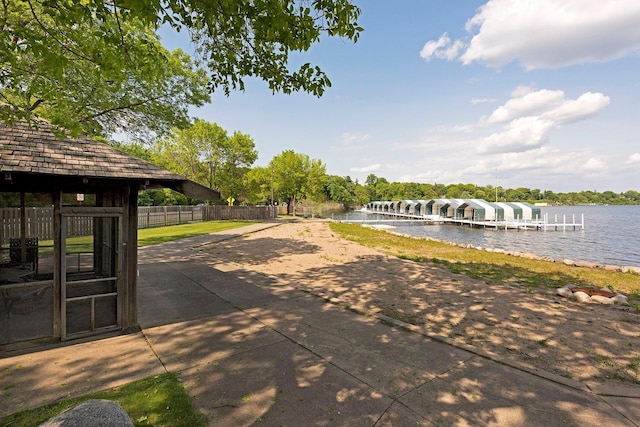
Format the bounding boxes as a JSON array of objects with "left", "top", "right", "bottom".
[{"left": 336, "top": 210, "right": 585, "bottom": 231}]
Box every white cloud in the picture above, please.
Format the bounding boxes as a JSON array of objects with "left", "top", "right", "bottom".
[
  {"left": 628, "top": 153, "right": 640, "bottom": 164},
  {"left": 330, "top": 131, "right": 371, "bottom": 153},
  {"left": 419, "top": 33, "right": 449, "bottom": 60},
  {"left": 486, "top": 87, "right": 565, "bottom": 124},
  {"left": 421, "top": 0, "right": 640, "bottom": 69},
  {"left": 419, "top": 33, "right": 464, "bottom": 61},
  {"left": 398, "top": 170, "right": 462, "bottom": 184},
  {"left": 397, "top": 146, "right": 609, "bottom": 189},
  {"left": 471, "top": 97, "right": 497, "bottom": 105},
  {"left": 350, "top": 164, "right": 381, "bottom": 173},
  {"left": 479, "top": 88, "right": 610, "bottom": 153},
  {"left": 542, "top": 92, "right": 611, "bottom": 125},
  {"left": 342, "top": 131, "right": 370, "bottom": 145},
  {"left": 497, "top": 147, "right": 607, "bottom": 175},
  {"left": 479, "top": 116, "right": 554, "bottom": 153}
]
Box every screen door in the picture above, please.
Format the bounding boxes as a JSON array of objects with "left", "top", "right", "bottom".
[{"left": 61, "top": 208, "right": 122, "bottom": 339}]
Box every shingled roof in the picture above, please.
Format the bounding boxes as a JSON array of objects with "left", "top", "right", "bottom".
[{"left": 0, "top": 120, "right": 219, "bottom": 200}]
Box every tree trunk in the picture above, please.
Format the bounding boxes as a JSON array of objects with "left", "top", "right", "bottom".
[{"left": 287, "top": 196, "right": 296, "bottom": 215}]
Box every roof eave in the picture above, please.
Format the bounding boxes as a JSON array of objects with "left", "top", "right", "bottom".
[{"left": 165, "top": 180, "right": 220, "bottom": 201}]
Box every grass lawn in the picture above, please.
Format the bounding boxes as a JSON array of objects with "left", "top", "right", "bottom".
[
  {"left": 37, "top": 221, "right": 254, "bottom": 255},
  {"left": 136, "top": 221, "right": 254, "bottom": 247},
  {"left": 329, "top": 222, "right": 640, "bottom": 309},
  {"left": 0, "top": 373, "right": 207, "bottom": 427}
]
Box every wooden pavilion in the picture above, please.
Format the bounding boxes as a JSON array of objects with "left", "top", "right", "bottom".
[{"left": 0, "top": 120, "right": 219, "bottom": 350}]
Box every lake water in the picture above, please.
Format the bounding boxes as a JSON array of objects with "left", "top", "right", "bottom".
[{"left": 333, "top": 205, "right": 640, "bottom": 267}]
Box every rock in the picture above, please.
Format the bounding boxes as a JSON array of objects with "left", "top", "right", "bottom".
[
  {"left": 589, "top": 295, "right": 615, "bottom": 305},
  {"left": 571, "top": 286, "right": 615, "bottom": 298},
  {"left": 602, "top": 264, "right": 622, "bottom": 272},
  {"left": 612, "top": 294, "right": 629, "bottom": 305},
  {"left": 556, "top": 286, "right": 573, "bottom": 298},
  {"left": 572, "top": 291, "right": 590, "bottom": 303},
  {"left": 621, "top": 266, "right": 640, "bottom": 274},
  {"left": 39, "top": 400, "right": 134, "bottom": 427},
  {"left": 574, "top": 260, "right": 598, "bottom": 268},
  {"left": 563, "top": 259, "right": 576, "bottom": 266}
]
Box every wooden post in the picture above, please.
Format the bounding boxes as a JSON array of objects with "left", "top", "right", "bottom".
[
  {"left": 53, "top": 190, "right": 62, "bottom": 338},
  {"left": 124, "top": 184, "right": 138, "bottom": 329},
  {"left": 20, "top": 192, "right": 26, "bottom": 263}
]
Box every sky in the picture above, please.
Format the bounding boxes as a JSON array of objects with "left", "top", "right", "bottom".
[{"left": 161, "top": 0, "right": 640, "bottom": 193}]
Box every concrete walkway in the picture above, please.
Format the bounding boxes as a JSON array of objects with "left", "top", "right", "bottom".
[{"left": 1, "top": 221, "right": 639, "bottom": 426}]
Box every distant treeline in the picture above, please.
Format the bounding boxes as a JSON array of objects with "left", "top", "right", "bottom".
[{"left": 323, "top": 175, "right": 640, "bottom": 209}]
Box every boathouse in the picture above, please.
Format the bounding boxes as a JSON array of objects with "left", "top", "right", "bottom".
[
  {"left": 428, "top": 199, "right": 450, "bottom": 217},
  {"left": 439, "top": 199, "right": 459, "bottom": 218},
  {"left": 449, "top": 199, "right": 541, "bottom": 221},
  {"left": 367, "top": 199, "right": 542, "bottom": 222},
  {"left": 495, "top": 202, "right": 541, "bottom": 220},
  {"left": 413, "top": 200, "right": 429, "bottom": 216},
  {"left": 456, "top": 199, "right": 489, "bottom": 220},
  {"left": 0, "top": 120, "right": 219, "bottom": 350},
  {"left": 495, "top": 202, "right": 520, "bottom": 220},
  {"left": 399, "top": 200, "right": 417, "bottom": 215}
]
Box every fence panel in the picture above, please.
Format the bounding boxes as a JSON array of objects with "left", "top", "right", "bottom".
[
  {"left": 1, "top": 207, "right": 61, "bottom": 244},
  {"left": 137, "top": 206, "right": 204, "bottom": 229},
  {"left": 203, "top": 205, "right": 278, "bottom": 221}
]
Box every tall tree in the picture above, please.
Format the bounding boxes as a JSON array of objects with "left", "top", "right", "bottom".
[
  {"left": 243, "top": 166, "right": 272, "bottom": 205},
  {"left": 1, "top": 1, "right": 362, "bottom": 135},
  {"left": 270, "top": 150, "right": 326, "bottom": 214},
  {"left": 218, "top": 131, "right": 260, "bottom": 200},
  {"left": 325, "top": 175, "right": 356, "bottom": 208},
  {"left": 153, "top": 120, "right": 257, "bottom": 198},
  {"left": 1, "top": 1, "right": 210, "bottom": 137}
]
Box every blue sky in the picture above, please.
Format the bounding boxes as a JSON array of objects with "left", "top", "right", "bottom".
[{"left": 161, "top": 0, "right": 640, "bottom": 193}]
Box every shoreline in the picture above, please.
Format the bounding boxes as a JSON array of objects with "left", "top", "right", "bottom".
[
  {"left": 334, "top": 205, "right": 640, "bottom": 269},
  {"left": 361, "top": 223, "right": 640, "bottom": 273}
]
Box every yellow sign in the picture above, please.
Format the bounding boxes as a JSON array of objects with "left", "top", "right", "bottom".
[{"left": 227, "top": 197, "right": 235, "bottom": 206}]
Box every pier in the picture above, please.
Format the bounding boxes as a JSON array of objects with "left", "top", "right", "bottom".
[
  {"left": 335, "top": 198, "right": 585, "bottom": 231},
  {"left": 337, "top": 211, "right": 584, "bottom": 231}
]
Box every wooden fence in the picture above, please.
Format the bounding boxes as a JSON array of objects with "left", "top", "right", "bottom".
[
  {"left": 203, "top": 205, "right": 278, "bottom": 221},
  {"left": 0, "top": 205, "right": 278, "bottom": 245}
]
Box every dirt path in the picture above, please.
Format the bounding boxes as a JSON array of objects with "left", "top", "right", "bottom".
[{"left": 202, "top": 220, "right": 640, "bottom": 390}]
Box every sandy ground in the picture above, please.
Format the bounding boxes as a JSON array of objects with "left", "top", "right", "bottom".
[{"left": 203, "top": 220, "right": 640, "bottom": 390}]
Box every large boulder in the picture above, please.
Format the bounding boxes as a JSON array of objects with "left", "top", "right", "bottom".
[
  {"left": 39, "top": 400, "right": 134, "bottom": 427},
  {"left": 556, "top": 285, "right": 573, "bottom": 298},
  {"left": 571, "top": 291, "right": 590, "bottom": 303}
]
